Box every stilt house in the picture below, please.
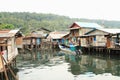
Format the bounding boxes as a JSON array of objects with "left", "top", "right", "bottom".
[
  {"left": 80, "top": 28, "right": 120, "bottom": 48},
  {"left": 0, "top": 29, "right": 23, "bottom": 72},
  {"left": 47, "top": 31, "right": 69, "bottom": 44},
  {"left": 69, "top": 22, "right": 103, "bottom": 46},
  {"left": 23, "top": 27, "right": 51, "bottom": 49}
]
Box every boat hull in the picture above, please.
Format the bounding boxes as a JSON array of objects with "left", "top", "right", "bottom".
[{"left": 58, "top": 44, "right": 76, "bottom": 55}]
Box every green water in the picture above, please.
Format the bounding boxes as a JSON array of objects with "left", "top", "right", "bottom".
[{"left": 16, "top": 49, "right": 120, "bottom": 80}]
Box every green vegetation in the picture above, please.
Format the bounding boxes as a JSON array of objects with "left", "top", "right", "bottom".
[
  {"left": 0, "top": 23, "right": 15, "bottom": 30},
  {"left": 0, "top": 12, "right": 120, "bottom": 34}
]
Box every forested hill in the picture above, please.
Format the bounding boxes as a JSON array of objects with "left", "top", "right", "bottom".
[{"left": 0, "top": 12, "right": 120, "bottom": 34}]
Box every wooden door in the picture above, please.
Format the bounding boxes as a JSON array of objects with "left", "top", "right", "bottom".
[{"left": 107, "top": 38, "right": 111, "bottom": 48}]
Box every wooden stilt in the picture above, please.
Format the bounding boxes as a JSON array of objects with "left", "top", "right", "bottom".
[
  {"left": 2, "top": 55, "right": 18, "bottom": 80},
  {"left": 0, "top": 53, "right": 9, "bottom": 80},
  {"left": 0, "top": 72, "right": 4, "bottom": 80}
]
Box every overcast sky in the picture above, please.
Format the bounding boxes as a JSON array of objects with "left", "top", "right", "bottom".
[{"left": 0, "top": 0, "right": 120, "bottom": 21}]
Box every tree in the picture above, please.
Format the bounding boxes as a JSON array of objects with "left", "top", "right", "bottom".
[{"left": 0, "top": 24, "right": 15, "bottom": 29}]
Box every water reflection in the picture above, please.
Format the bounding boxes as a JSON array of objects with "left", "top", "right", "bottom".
[
  {"left": 65, "top": 53, "right": 120, "bottom": 76},
  {"left": 65, "top": 54, "right": 81, "bottom": 75},
  {"left": 17, "top": 49, "right": 65, "bottom": 68},
  {"left": 17, "top": 49, "right": 120, "bottom": 80}
]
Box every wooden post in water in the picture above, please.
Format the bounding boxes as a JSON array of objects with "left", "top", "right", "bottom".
[
  {"left": 35, "top": 38, "right": 37, "bottom": 50},
  {"left": 0, "top": 53, "right": 9, "bottom": 80},
  {"left": 0, "top": 72, "right": 4, "bottom": 80},
  {"left": 30, "top": 37, "right": 33, "bottom": 50},
  {"left": 2, "top": 55, "right": 18, "bottom": 80}
]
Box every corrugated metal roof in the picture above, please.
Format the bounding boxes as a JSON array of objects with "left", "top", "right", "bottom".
[
  {"left": 0, "top": 33, "right": 14, "bottom": 38},
  {"left": 48, "top": 34, "right": 62, "bottom": 39},
  {"left": 47, "top": 31, "right": 69, "bottom": 39},
  {"left": 85, "top": 28, "right": 120, "bottom": 35},
  {"left": 9, "top": 29, "right": 19, "bottom": 33},
  {"left": 99, "top": 28, "right": 120, "bottom": 34},
  {"left": 0, "top": 29, "right": 20, "bottom": 38},
  {"left": 74, "top": 22, "right": 103, "bottom": 29},
  {"left": 31, "top": 33, "right": 44, "bottom": 38}
]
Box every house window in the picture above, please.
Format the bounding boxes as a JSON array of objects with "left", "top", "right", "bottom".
[{"left": 94, "top": 36, "right": 96, "bottom": 41}]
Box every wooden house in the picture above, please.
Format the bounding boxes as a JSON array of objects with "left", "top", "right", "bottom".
[
  {"left": 47, "top": 31, "right": 69, "bottom": 48},
  {"left": 80, "top": 28, "right": 120, "bottom": 48},
  {"left": 23, "top": 28, "right": 51, "bottom": 49},
  {"left": 69, "top": 22, "right": 103, "bottom": 46},
  {"left": 113, "top": 33, "right": 120, "bottom": 48},
  {"left": 47, "top": 31, "right": 69, "bottom": 47},
  {"left": 0, "top": 29, "right": 23, "bottom": 72},
  {"left": 47, "top": 31, "right": 69, "bottom": 43},
  {"left": 23, "top": 31, "right": 46, "bottom": 45},
  {"left": 23, "top": 31, "right": 46, "bottom": 49}
]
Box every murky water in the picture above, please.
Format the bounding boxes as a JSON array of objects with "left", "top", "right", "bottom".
[{"left": 16, "top": 49, "right": 120, "bottom": 80}]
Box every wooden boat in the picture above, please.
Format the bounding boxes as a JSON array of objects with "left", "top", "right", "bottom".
[{"left": 58, "top": 44, "right": 82, "bottom": 55}]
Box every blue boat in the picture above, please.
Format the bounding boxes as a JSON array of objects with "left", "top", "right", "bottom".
[{"left": 58, "top": 44, "right": 82, "bottom": 55}]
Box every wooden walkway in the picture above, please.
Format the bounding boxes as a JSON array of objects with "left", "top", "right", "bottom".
[{"left": 82, "top": 46, "right": 120, "bottom": 55}]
